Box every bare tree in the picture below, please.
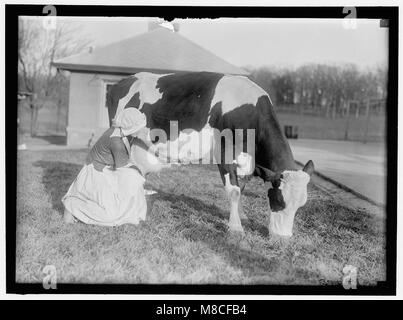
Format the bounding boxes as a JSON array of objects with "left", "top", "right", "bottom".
[{"left": 18, "top": 17, "right": 92, "bottom": 136}]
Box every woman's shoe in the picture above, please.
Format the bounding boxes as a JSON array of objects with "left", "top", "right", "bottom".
[{"left": 63, "top": 209, "right": 76, "bottom": 224}]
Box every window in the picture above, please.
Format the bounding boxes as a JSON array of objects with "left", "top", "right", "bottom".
[{"left": 99, "top": 81, "right": 116, "bottom": 127}]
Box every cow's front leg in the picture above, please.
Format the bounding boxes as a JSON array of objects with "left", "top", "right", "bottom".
[{"left": 219, "top": 164, "right": 244, "bottom": 234}]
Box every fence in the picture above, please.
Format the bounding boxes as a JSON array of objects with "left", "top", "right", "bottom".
[
  {"left": 276, "top": 99, "right": 386, "bottom": 143},
  {"left": 18, "top": 99, "right": 68, "bottom": 136}
]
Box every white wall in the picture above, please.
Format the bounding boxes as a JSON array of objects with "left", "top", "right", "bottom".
[{"left": 66, "top": 72, "right": 125, "bottom": 146}]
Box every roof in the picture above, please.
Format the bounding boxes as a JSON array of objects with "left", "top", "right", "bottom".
[{"left": 52, "top": 27, "right": 249, "bottom": 76}]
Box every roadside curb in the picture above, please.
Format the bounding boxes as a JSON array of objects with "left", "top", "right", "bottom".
[{"left": 295, "top": 160, "right": 384, "bottom": 208}]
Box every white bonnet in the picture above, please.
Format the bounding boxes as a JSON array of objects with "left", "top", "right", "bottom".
[{"left": 113, "top": 108, "right": 147, "bottom": 136}]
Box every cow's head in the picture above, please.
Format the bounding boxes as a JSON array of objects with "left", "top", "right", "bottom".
[{"left": 256, "top": 160, "right": 314, "bottom": 236}]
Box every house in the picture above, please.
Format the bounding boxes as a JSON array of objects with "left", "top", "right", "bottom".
[{"left": 53, "top": 22, "right": 249, "bottom": 146}]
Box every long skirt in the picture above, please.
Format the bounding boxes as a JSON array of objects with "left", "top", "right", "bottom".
[{"left": 62, "top": 163, "right": 147, "bottom": 226}]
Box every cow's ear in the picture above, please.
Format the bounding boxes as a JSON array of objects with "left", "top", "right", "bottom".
[
  {"left": 303, "top": 160, "right": 314, "bottom": 176},
  {"left": 255, "top": 165, "right": 281, "bottom": 182}
]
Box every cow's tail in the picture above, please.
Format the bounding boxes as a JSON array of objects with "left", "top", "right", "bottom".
[{"left": 106, "top": 85, "right": 118, "bottom": 128}]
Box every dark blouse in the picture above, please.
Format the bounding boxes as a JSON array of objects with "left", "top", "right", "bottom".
[{"left": 86, "top": 127, "right": 134, "bottom": 172}]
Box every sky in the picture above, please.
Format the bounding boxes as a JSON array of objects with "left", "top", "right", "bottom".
[{"left": 32, "top": 16, "right": 388, "bottom": 70}]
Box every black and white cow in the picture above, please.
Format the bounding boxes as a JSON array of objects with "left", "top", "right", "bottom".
[{"left": 108, "top": 72, "right": 314, "bottom": 237}]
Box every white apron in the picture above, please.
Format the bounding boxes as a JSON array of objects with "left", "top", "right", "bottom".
[{"left": 62, "top": 163, "right": 147, "bottom": 226}]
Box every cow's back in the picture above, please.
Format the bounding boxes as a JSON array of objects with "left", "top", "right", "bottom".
[
  {"left": 108, "top": 72, "right": 225, "bottom": 135},
  {"left": 108, "top": 72, "right": 273, "bottom": 129}
]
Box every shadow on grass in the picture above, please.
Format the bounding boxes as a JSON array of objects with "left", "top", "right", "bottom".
[
  {"left": 31, "top": 160, "right": 281, "bottom": 277},
  {"left": 148, "top": 188, "right": 281, "bottom": 277},
  {"left": 35, "top": 135, "right": 67, "bottom": 145},
  {"left": 150, "top": 187, "right": 271, "bottom": 237},
  {"left": 33, "top": 160, "right": 82, "bottom": 213}
]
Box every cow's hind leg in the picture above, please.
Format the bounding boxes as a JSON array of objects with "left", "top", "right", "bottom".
[
  {"left": 238, "top": 175, "right": 252, "bottom": 220},
  {"left": 218, "top": 164, "right": 244, "bottom": 234}
]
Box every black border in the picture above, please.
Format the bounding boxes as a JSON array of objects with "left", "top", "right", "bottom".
[{"left": 6, "top": 5, "right": 398, "bottom": 295}]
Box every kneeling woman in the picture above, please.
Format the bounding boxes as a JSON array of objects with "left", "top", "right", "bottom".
[{"left": 62, "top": 108, "right": 153, "bottom": 226}]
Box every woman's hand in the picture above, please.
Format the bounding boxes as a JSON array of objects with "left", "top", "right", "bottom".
[{"left": 134, "top": 127, "right": 152, "bottom": 144}]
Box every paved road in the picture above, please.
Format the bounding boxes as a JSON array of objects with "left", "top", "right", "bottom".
[{"left": 289, "top": 139, "right": 386, "bottom": 205}]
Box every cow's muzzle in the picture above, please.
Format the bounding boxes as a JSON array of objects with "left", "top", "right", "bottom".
[{"left": 268, "top": 188, "right": 285, "bottom": 212}]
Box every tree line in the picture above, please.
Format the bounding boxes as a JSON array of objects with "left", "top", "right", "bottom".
[
  {"left": 247, "top": 64, "right": 388, "bottom": 118},
  {"left": 18, "top": 17, "right": 91, "bottom": 136}
]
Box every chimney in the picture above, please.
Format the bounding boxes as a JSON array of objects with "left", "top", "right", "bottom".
[{"left": 148, "top": 19, "right": 179, "bottom": 32}]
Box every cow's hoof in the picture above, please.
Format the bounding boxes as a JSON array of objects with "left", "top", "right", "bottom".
[
  {"left": 228, "top": 223, "right": 245, "bottom": 235},
  {"left": 269, "top": 232, "right": 290, "bottom": 243},
  {"left": 63, "top": 209, "right": 76, "bottom": 224}
]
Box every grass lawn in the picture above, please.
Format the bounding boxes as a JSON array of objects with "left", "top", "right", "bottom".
[{"left": 16, "top": 149, "right": 386, "bottom": 285}]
